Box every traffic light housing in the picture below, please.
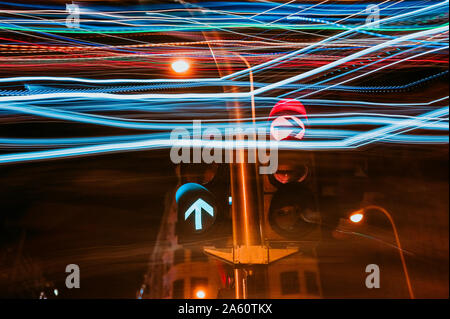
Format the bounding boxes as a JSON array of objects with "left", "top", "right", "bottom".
[
  {"left": 175, "top": 163, "right": 232, "bottom": 246},
  {"left": 262, "top": 151, "right": 322, "bottom": 245}
]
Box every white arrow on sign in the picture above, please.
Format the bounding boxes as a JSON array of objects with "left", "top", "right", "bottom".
[
  {"left": 270, "top": 115, "right": 306, "bottom": 141},
  {"left": 185, "top": 198, "right": 214, "bottom": 230}
]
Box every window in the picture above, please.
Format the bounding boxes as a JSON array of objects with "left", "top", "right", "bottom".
[
  {"left": 305, "top": 271, "right": 319, "bottom": 295},
  {"left": 172, "top": 279, "right": 184, "bottom": 299},
  {"left": 190, "top": 249, "right": 209, "bottom": 263},
  {"left": 280, "top": 271, "right": 300, "bottom": 295},
  {"left": 173, "top": 249, "right": 185, "bottom": 265}
]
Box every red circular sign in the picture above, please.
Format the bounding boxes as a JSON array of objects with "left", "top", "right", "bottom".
[
  {"left": 270, "top": 99, "right": 307, "bottom": 141},
  {"left": 269, "top": 99, "right": 307, "bottom": 118}
]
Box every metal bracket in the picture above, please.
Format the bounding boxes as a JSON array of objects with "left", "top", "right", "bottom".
[{"left": 203, "top": 245, "right": 299, "bottom": 265}]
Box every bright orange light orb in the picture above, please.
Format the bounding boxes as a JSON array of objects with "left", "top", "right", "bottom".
[
  {"left": 350, "top": 212, "right": 364, "bottom": 223},
  {"left": 171, "top": 59, "right": 190, "bottom": 73},
  {"left": 195, "top": 289, "right": 206, "bottom": 299}
]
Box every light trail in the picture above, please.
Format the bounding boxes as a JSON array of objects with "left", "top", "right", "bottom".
[{"left": 0, "top": 0, "right": 447, "bottom": 164}]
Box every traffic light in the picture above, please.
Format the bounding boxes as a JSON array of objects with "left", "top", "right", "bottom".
[
  {"left": 175, "top": 163, "right": 232, "bottom": 246},
  {"left": 262, "top": 99, "right": 321, "bottom": 246},
  {"left": 269, "top": 99, "right": 307, "bottom": 141},
  {"left": 262, "top": 151, "right": 322, "bottom": 245}
]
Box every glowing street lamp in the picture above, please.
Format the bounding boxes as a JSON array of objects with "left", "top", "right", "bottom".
[
  {"left": 349, "top": 211, "right": 364, "bottom": 223},
  {"left": 195, "top": 289, "right": 206, "bottom": 299},
  {"left": 171, "top": 59, "right": 190, "bottom": 73}
]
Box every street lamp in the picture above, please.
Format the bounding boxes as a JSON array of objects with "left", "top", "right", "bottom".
[
  {"left": 348, "top": 205, "right": 415, "bottom": 299},
  {"left": 349, "top": 211, "right": 364, "bottom": 223},
  {"left": 171, "top": 59, "right": 190, "bottom": 73},
  {"left": 195, "top": 289, "right": 206, "bottom": 299}
]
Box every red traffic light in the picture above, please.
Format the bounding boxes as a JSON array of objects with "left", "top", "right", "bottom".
[
  {"left": 269, "top": 99, "right": 308, "bottom": 141},
  {"left": 269, "top": 99, "right": 307, "bottom": 118}
]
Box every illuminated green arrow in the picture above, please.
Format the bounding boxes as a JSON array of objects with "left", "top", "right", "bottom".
[{"left": 185, "top": 198, "right": 214, "bottom": 230}]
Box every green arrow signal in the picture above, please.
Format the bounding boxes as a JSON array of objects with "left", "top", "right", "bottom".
[{"left": 184, "top": 198, "right": 214, "bottom": 230}]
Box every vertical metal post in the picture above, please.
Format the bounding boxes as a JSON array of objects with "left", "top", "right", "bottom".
[
  {"left": 234, "top": 268, "right": 247, "bottom": 299},
  {"left": 201, "top": 32, "right": 263, "bottom": 298},
  {"left": 230, "top": 159, "right": 262, "bottom": 299},
  {"left": 228, "top": 55, "right": 262, "bottom": 299}
]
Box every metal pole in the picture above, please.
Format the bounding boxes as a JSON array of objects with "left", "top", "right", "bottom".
[
  {"left": 234, "top": 268, "right": 247, "bottom": 299},
  {"left": 228, "top": 54, "right": 264, "bottom": 299},
  {"left": 202, "top": 31, "right": 263, "bottom": 299}
]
